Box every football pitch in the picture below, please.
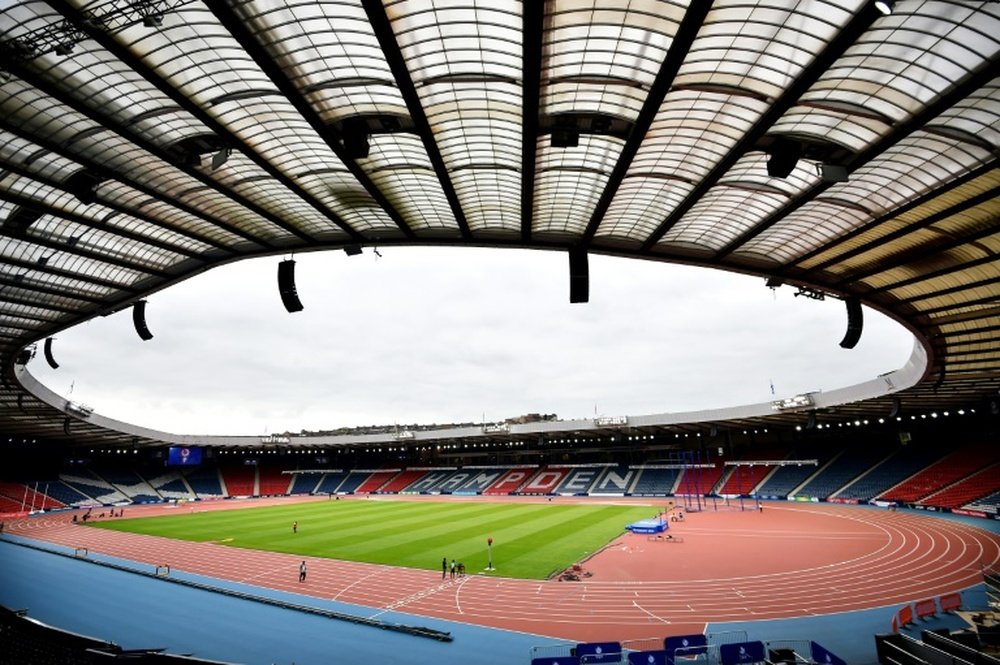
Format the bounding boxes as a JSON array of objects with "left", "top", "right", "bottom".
[{"left": 87, "top": 498, "right": 656, "bottom": 579}]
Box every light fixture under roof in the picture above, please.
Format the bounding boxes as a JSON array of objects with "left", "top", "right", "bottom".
[{"left": 875, "top": 0, "right": 893, "bottom": 15}]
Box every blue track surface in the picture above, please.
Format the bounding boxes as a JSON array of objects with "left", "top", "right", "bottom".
[{"left": 1, "top": 506, "right": 997, "bottom": 665}]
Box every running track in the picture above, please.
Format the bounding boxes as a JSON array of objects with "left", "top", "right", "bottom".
[{"left": 6, "top": 497, "right": 1000, "bottom": 643}]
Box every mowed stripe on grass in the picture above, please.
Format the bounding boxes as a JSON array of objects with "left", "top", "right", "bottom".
[{"left": 86, "top": 499, "right": 655, "bottom": 579}]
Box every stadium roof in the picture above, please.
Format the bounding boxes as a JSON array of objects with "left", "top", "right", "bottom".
[{"left": 1, "top": 0, "right": 999, "bottom": 447}]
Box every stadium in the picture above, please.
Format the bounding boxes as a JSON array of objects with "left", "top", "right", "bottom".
[{"left": 1, "top": 1, "right": 1000, "bottom": 664}]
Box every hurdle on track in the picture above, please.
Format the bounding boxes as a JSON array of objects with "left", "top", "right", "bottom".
[{"left": 647, "top": 534, "right": 684, "bottom": 543}]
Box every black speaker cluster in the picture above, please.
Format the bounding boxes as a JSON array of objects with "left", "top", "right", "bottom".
[
  {"left": 839, "top": 297, "right": 863, "bottom": 349},
  {"left": 278, "top": 259, "right": 304, "bottom": 313},
  {"left": 569, "top": 247, "right": 589, "bottom": 304}
]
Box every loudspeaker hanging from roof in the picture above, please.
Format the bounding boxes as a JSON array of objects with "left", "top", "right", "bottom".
[
  {"left": 133, "top": 300, "right": 153, "bottom": 341},
  {"left": 568, "top": 247, "right": 589, "bottom": 304},
  {"left": 43, "top": 337, "right": 59, "bottom": 369},
  {"left": 839, "top": 297, "right": 863, "bottom": 349},
  {"left": 278, "top": 259, "right": 304, "bottom": 313}
]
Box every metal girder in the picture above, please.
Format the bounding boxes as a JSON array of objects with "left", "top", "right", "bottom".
[
  {"left": 6, "top": 52, "right": 316, "bottom": 247},
  {"left": 0, "top": 253, "right": 138, "bottom": 292},
  {"left": 580, "top": 1, "right": 714, "bottom": 245},
  {"left": 0, "top": 189, "right": 203, "bottom": 261},
  {"left": 640, "top": 3, "right": 883, "bottom": 252},
  {"left": 712, "top": 58, "right": 1000, "bottom": 260},
  {"left": 0, "top": 222, "right": 172, "bottom": 278},
  {"left": 0, "top": 292, "right": 78, "bottom": 314},
  {"left": 786, "top": 159, "right": 999, "bottom": 271},
  {"left": 870, "top": 254, "right": 1000, "bottom": 295},
  {"left": 520, "top": 1, "right": 544, "bottom": 242},
  {"left": 200, "top": 0, "right": 414, "bottom": 241},
  {"left": 0, "top": 117, "right": 272, "bottom": 251},
  {"left": 43, "top": 0, "right": 359, "bottom": 245},
  {"left": 361, "top": 0, "right": 471, "bottom": 241},
  {"left": 0, "top": 274, "right": 105, "bottom": 304},
  {"left": 0, "top": 153, "right": 239, "bottom": 256}
]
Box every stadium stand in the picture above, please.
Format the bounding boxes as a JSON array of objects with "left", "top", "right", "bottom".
[
  {"left": 379, "top": 468, "right": 429, "bottom": 493},
  {"left": 315, "top": 471, "right": 351, "bottom": 494},
  {"left": 337, "top": 470, "right": 376, "bottom": 494},
  {"left": 482, "top": 467, "right": 540, "bottom": 495},
  {"left": 629, "top": 467, "right": 682, "bottom": 496},
  {"left": 832, "top": 446, "right": 947, "bottom": 503},
  {"left": 917, "top": 462, "right": 1000, "bottom": 510},
  {"left": 182, "top": 466, "right": 225, "bottom": 498},
  {"left": 145, "top": 472, "right": 195, "bottom": 501},
  {"left": 398, "top": 468, "right": 452, "bottom": 493},
  {"left": 881, "top": 444, "right": 1000, "bottom": 504},
  {"left": 589, "top": 465, "right": 640, "bottom": 495},
  {"left": 875, "top": 628, "right": 1000, "bottom": 665},
  {"left": 966, "top": 489, "right": 1000, "bottom": 516},
  {"left": 517, "top": 466, "right": 571, "bottom": 495},
  {"left": 717, "top": 450, "right": 787, "bottom": 496},
  {"left": 447, "top": 467, "right": 510, "bottom": 494},
  {"left": 756, "top": 452, "right": 831, "bottom": 500},
  {"left": 92, "top": 467, "right": 161, "bottom": 503},
  {"left": 289, "top": 472, "right": 322, "bottom": 495},
  {"left": 257, "top": 466, "right": 292, "bottom": 496},
  {"left": 675, "top": 461, "right": 726, "bottom": 496},
  {"left": 798, "top": 444, "right": 893, "bottom": 500},
  {"left": 354, "top": 469, "right": 398, "bottom": 493},
  {"left": 60, "top": 471, "right": 129, "bottom": 505},
  {"left": 554, "top": 466, "right": 606, "bottom": 495},
  {"left": 218, "top": 465, "right": 255, "bottom": 497},
  {"left": 0, "top": 480, "right": 66, "bottom": 510}
]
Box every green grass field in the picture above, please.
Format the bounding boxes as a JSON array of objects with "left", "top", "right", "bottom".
[{"left": 87, "top": 499, "right": 655, "bottom": 579}]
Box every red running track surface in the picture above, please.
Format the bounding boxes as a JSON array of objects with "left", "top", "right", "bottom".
[{"left": 7, "top": 497, "right": 1000, "bottom": 643}]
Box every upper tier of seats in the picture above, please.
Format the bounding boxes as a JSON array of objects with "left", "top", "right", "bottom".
[{"left": 881, "top": 444, "right": 999, "bottom": 503}]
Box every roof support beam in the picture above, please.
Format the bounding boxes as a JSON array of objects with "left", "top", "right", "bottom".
[
  {"left": 0, "top": 154, "right": 238, "bottom": 257},
  {"left": 361, "top": 0, "right": 472, "bottom": 240},
  {"left": 0, "top": 275, "right": 105, "bottom": 304},
  {"left": 201, "top": 0, "right": 415, "bottom": 241},
  {"left": 0, "top": 189, "right": 204, "bottom": 261},
  {"left": 640, "top": 3, "right": 882, "bottom": 252},
  {"left": 786, "top": 159, "right": 998, "bottom": 271},
  {"left": 580, "top": 1, "right": 713, "bottom": 244},
  {"left": 44, "top": 0, "right": 358, "bottom": 245},
  {"left": 519, "top": 1, "right": 544, "bottom": 242},
  {"left": 0, "top": 293, "right": 78, "bottom": 314},
  {"left": 895, "top": 274, "right": 1000, "bottom": 306},
  {"left": 712, "top": 58, "right": 1000, "bottom": 259},
  {"left": 829, "top": 187, "right": 1000, "bottom": 286},
  {"left": 0, "top": 119, "right": 271, "bottom": 251},
  {"left": 865, "top": 254, "right": 999, "bottom": 296},
  {"left": 1, "top": 253, "right": 139, "bottom": 293},
  {"left": 0, "top": 226, "right": 171, "bottom": 278},
  {"left": 6, "top": 55, "right": 314, "bottom": 247}
]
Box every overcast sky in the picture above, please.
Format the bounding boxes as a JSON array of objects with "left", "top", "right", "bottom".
[{"left": 27, "top": 247, "right": 915, "bottom": 436}]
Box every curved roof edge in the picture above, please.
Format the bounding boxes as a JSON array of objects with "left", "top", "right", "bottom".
[{"left": 15, "top": 338, "right": 924, "bottom": 448}]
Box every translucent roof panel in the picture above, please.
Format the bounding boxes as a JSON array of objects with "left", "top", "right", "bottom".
[
  {"left": 533, "top": 135, "right": 624, "bottom": 236},
  {"left": 542, "top": 0, "right": 686, "bottom": 120},
  {"left": 659, "top": 152, "right": 821, "bottom": 252},
  {"left": 597, "top": 89, "right": 770, "bottom": 241},
  {"left": 237, "top": 0, "right": 407, "bottom": 122},
  {"left": 674, "top": 0, "right": 858, "bottom": 100},
  {"left": 804, "top": 2, "right": 1000, "bottom": 124},
  {"left": 388, "top": 2, "right": 523, "bottom": 234},
  {"left": 757, "top": 132, "right": 995, "bottom": 266},
  {"left": 770, "top": 104, "right": 889, "bottom": 154},
  {"left": 359, "top": 134, "right": 457, "bottom": 232}
]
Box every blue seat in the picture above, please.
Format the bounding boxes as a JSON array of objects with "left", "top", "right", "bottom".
[
  {"left": 532, "top": 657, "right": 580, "bottom": 665},
  {"left": 628, "top": 649, "right": 672, "bottom": 665},
  {"left": 719, "top": 641, "right": 766, "bottom": 665},
  {"left": 576, "top": 641, "right": 621, "bottom": 663},
  {"left": 664, "top": 634, "right": 707, "bottom": 660}
]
